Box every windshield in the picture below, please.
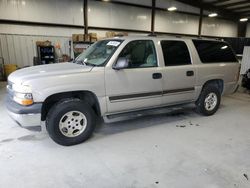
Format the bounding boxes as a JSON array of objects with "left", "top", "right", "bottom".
[{"left": 74, "top": 39, "right": 123, "bottom": 66}]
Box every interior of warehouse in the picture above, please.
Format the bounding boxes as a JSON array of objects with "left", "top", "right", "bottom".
[
  {"left": 1, "top": 0, "right": 250, "bottom": 69},
  {"left": 0, "top": 0, "right": 250, "bottom": 188}
]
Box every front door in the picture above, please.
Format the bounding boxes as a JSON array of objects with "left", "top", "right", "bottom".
[{"left": 105, "top": 40, "right": 163, "bottom": 113}]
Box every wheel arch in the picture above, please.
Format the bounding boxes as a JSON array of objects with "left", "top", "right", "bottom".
[
  {"left": 202, "top": 79, "right": 224, "bottom": 94},
  {"left": 41, "top": 91, "right": 101, "bottom": 121}
]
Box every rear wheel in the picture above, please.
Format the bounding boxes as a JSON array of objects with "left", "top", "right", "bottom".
[
  {"left": 46, "top": 99, "right": 96, "bottom": 146},
  {"left": 196, "top": 85, "right": 221, "bottom": 116}
]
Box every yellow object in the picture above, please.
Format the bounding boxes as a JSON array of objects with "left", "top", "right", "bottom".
[
  {"left": 14, "top": 96, "right": 34, "bottom": 106},
  {"left": 20, "top": 99, "right": 34, "bottom": 106},
  {"left": 4, "top": 64, "right": 18, "bottom": 78}
]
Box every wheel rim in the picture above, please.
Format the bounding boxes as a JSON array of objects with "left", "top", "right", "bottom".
[
  {"left": 59, "top": 111, "right": 87, "bottom": 138},
  {"left": 204, "top": 92, "right": 218, "bottom": 111}
]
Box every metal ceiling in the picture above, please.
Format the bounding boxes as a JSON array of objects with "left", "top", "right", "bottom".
[{"left": 177, "top": 0, "right": 250, "bottom": 19}]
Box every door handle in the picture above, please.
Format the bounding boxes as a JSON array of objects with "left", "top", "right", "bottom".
[
  {"left": 186, "top": 71, "right": 194, "bottom": 77},
  {"left": 152, "top": 73, "right": 162, "bottom": 79}
]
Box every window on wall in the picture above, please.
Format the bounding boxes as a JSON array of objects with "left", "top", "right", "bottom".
[
  {"left": 161, "top": 41, "right": 191, "bottom": 66},
  {"left": 118, "top": 40, "right": 157, "bottom": 68},
  {"left": 192, "top": 40, "right": 238, "bottom": 63}
]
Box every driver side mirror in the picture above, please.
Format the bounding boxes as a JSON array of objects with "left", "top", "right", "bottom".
[{"left": 113, "top": 57, "right": 129, "bottom": 70}]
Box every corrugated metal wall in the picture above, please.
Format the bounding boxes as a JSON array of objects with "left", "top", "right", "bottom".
[{"left": 0, "top": 34, "right": 71, "bottom": 67}]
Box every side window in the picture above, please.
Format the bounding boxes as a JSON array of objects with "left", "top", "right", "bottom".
[
  {"left": 192, "top": 40, "right": 237, "bottom": 63},
  {"left": 161, "top": 41, "right": 191, "bottom": 66},
  {"left": 118, "top": 40, "right": 157, "bottom": 68}
]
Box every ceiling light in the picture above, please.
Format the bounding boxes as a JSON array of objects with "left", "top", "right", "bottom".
[
  {"left": 240, "top": 18, "right": 248, "bottom": 22},
  {"left": 168, "top": 6, "right": 177, "bottom": 11},
  {"left": 208, "top": 13, "right": 218, "bottom": 17}
]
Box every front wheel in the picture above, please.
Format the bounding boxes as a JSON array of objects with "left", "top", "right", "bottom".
[
  {"left": 46, "top": 99, "right": 96, "bottom": 146},
  {"left": 196, "top": 85, "right": 221, "bottom": 116}
]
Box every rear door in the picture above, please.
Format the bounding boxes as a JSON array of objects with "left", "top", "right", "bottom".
[{"left": 160, "top": 40, "right": 196, "bottom": 105}]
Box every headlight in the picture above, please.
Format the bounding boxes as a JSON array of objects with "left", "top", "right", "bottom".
[
  {"left": 12, "top": 84, "right": 32, "bottom": 93},
  {"left": 13, "top": 92, "right": 33, "bottom": 106},
  {"left": 9, "top": 83, "right": 33, "bottom": 105}
]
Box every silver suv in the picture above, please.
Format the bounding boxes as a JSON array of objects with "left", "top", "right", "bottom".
[{"left": 6, "top": 36, "right": 240, "bottom": 145}]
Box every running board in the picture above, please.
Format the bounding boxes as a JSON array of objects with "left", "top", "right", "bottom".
[{"left": 103, "top": 103, "right": 193, "bottom": 123}]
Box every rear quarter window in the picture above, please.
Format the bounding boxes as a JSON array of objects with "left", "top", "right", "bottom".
[{"left": 192, "top": 40, "right": 237, "bottom": 63}]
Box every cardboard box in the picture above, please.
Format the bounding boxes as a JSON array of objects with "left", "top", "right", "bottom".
[
  {"left": 36, "top": 40, "right": 51, "bottom": 46},
  {"left": 72, "top": 34, "right": 79, "bottom": 42},
  {"left": 36, "top": 41, "right": 43, "bottom": 46},
  {"left": 77, "top": 34, "right": 83, "bottom": 42},
  {"left": 84, "top": 34, "right": 91, "bottom": 42},
  {"left": 72, "top": 34, "right": 92, "bottom": 42},
  {"left": 97, "top": 37, "right": 106, "bottom": 41},
  {"left": 115, "top": 32, "right": 128, "bottom": 37},
  {"left": 89, "top": 33, "right": 97, "bottom": 38},
  {"left": 106, "top": 31, "right": 116, "bottom": 38},
  {"left": 78, "top": 34, "right": 90, "bottom": 42},
  {"left": 90, "top": 37, "right": 97, "bottom": 42}
]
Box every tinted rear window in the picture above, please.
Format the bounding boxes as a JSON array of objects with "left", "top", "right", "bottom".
[{"left": 193, "top": 40, "right": 237, "bottom": 63}]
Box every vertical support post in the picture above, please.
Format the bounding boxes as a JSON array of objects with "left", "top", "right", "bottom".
[
  {"left": 151, "top": 0, "right": 156, "bottom": 35},
  {"left": 238, "top": 22, "right": 247, "bottom": 37},
  {"left": 84, "top": 0, "right": 88, "bottom": 34},
  {"left": 198, "top": 6, "right": 203, "bottom": 37}
]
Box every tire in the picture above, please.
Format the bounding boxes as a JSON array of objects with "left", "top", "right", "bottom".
[
  {"left": 195, "top": 85, "right": 221, "bottom": 116},
  {"left": 46, "top": 99, "right": 96, "bottom": 146}
]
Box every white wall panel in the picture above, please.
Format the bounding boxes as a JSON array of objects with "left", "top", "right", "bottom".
[
  {"left": 156, "top": 0, "right": 200, "bottom": 14},
  {"left": 246, "top": 23, "right": 250, "bottom": 37},
  {"left": 0, "top": 0, "right": 84, "bottom": 25},
  {"left": 19, "top": 36, "right": 29, "bottom": 67},
  {"left": 201, "top": 18, "right": 238, "bottom": 37},
  {"left": 88, "top": 1, "right": 151, "bottom": 31},
  {"left": 0, "top": 35, "right": 10, "bottom": 65},
  {"left": 0, "top": 34, "right": 71, "bottom": 67},
  {"left": 6, "top": 35, "right": 16, "bottom": 65},
  {"left": 13, "top": 36, "right": 23, "bottom": 67},
  {"left": 0, "top": 24, "right": 85, "bottom": 37},
  {"left": 0, "top": 37, "right": 2, "bottom": 58},
  {"left": 155, "top": 10, "right": 199, "bottom": 35}
]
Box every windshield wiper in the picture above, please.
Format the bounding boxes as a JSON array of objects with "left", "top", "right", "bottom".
[
  {"left": 84, "top": 62, "right": 96, "bottom": 67},
  {"left": 75, "top": 60, "right": 96, "bottom": 67}
]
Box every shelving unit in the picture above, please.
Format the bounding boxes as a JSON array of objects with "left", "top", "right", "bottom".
[{"left": 37, "top": 45, "right": 55, "bottom": 64}]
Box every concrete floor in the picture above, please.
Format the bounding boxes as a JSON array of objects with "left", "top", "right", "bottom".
[{"left": 0, "top": 81, "right": 250, "bottom": 188}]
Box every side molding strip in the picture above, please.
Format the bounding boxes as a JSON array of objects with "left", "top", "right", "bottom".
[
  {"left": 163, "top": 87, "right": 195, "bottom": 94},
  {"left": 109, "top": 87, "right": 195, "bottom": 102},
  {"left": 109, "top": 91, "right": 162, "bottom": 101}
]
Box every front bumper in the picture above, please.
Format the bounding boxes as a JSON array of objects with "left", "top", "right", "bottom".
[
  {"left": 7, "top": 110, "right": 41, "bottom": 128},
  {"left": 5, "top": 96, "right": 42, "bottom": 128}
]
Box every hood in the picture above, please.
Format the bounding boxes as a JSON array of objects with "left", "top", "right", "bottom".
[{"left": 8, "top": 62, "right": 93, "bottom": 85}]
